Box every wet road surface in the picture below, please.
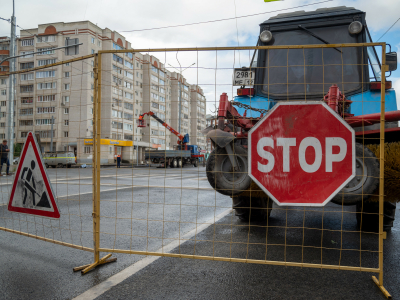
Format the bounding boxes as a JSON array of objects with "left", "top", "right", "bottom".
[{"left": 0, "top": 167, "right": 398, "bottom": 299}]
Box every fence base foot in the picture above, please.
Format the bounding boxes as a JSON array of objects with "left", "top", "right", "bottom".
[
  {"left": 74, "top": 254, "right": 116, "bottom": 274},
  {"left": 372, "top": 276, "right": 392, "bottom": 299}
]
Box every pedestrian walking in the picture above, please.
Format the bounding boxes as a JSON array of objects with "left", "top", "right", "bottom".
[
  {"left": 117, "top": 154, "right": 121, "bottom": 168},
  {"left": 0, "top": 139, "right": 11, "bottom": 176}
]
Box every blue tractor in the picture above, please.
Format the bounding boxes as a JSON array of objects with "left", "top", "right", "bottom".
[{"left": 205, "top": 6, "right": 399, "bottom": 230}]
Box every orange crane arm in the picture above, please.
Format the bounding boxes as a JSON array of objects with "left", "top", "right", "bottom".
[{"left": 139, "top": 111, "right": 185, "bottom": 142}]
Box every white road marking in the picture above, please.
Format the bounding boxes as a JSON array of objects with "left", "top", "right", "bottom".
[{"left": 72, "top": 208, "right": 232, "bottom": 300}]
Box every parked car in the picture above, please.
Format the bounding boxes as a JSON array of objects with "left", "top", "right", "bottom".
[{"left": 43, "top": 152, "right": 76, "bottom": 168}]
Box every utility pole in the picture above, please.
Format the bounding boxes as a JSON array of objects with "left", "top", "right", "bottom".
[
  {"left": 7, "top": 0, "right": 16, "bottom": 164},
  {"left": 178, "top": 79, "right": 181, "bottom": 133}
]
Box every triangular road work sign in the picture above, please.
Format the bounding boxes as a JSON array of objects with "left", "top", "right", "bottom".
[{"left": 8, "top": 132, "right": 60, "bottom": 219}]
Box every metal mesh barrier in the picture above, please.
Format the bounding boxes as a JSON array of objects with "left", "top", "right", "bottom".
[
  {"left": 0, "top": 54, "right": 96, "bottom": 253},
  {"left": 0, "top": 43, "right": 395, "bottom": 296},
  {"left": 95, "top": 43, "right": 394, "bottom": 297}
]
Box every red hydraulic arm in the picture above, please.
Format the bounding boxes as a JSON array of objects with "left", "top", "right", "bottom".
[{"left": 138, "top": 111, "right": 186, "bottom": 143}]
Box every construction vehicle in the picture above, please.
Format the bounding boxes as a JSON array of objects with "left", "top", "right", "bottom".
[
  {"left": 138, "top": 111, "right": 204, "bottom": 168},
  {"left": 205, "top": 6, "right": 399, "bottom": 230}
]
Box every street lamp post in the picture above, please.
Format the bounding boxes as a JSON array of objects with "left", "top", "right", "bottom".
[{"left": 7, "top": 0, "right": 16, "bottom": 165}]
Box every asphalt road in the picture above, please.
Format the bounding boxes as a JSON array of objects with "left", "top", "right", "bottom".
[{"left": 0, "top": 166, "right": 399, "bottom": 300}]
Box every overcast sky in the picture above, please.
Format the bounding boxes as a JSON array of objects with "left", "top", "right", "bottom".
[{"left": 1, "top": 0, "right": 399, "bottom": 114}]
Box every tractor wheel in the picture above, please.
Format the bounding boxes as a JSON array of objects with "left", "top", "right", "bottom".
[
  {"left": 58, "top": 163, "right": 64, "bottom": 168},
  {"left": 232, "top": 196, "right": 273, "bottom": 222},
  {"left": 331, "top": 143, "right": 379, "bottom": 206},
  {"left": 45, "top": 163, "right": 49, "bottom": 168},
  {"left": 193, "top": 159, "right": 198, "bottom": 167},
  {"left": 356, "top": 201, "right": 396, "bottom": 232},
  {"left": 206, "top": 145, "right": 251, "bottom": 196},
  {"left": 178, "top": 159, "right": 183, "bottom": 168},
  {"left": 171, "top": 158, "right": 178, "bottom": 168}
]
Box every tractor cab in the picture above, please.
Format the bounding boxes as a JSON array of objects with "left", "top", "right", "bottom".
[{"left": 233, "top": 6, "right": 398, "bottom": 117}]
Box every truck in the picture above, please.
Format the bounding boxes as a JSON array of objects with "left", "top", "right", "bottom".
[
  {"left": 138, "top": 111, "right": 204, "bottom": 168},
  {"left": 205, "top": 6, "right": 399, "bottom": 231}
]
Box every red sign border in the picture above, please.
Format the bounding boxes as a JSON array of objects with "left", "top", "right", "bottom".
[
  {"left": 248, "top": 101, "right": 355, "bottom": 207},
  {"left": 8, "top": 132, "right": 60, "bottom": 218}
]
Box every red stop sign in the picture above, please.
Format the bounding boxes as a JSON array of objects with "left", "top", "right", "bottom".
[{"left": 248, "top": 102, "right": 355, "bottom": 206}]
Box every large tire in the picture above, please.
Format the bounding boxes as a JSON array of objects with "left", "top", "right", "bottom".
[
  {"left": 206, "top": 145, "right": 251, "bottom": 196},
  {"left": 45, "top": 163, "right": 49, "bottom": 168},
  {"left": 193, "top": 159, "right": 198, "bottom": 167},
  {"left": 331, "top": 143, "right": 379, "bottom": 206},
  {"left": 171, "top": 158, "right": 178, "bottom": 168},
  {"left": 178, "top": 159, "right": 183, "bottom": 168},
  {"left": 233, "top": 196, "right": 273, "bottom": 222},
  {"left": 356, "top": 201, "right": 396, "bottom": 232}
]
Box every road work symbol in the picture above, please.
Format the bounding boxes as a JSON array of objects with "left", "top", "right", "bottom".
[{"left": 8, "top": 132, "right": 60, "bottom": 219}]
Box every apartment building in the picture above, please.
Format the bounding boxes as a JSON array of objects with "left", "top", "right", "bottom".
[
  {"left": 190, "top": 85, "right": 207, "bottom": 150},
  {"left": 0, "top": 21, "right": 207, "bottom": 163}
]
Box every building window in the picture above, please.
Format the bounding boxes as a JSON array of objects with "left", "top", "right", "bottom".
[
  {"left": 21, "top": 132, "right": 28, "bottom": 138},
  {"left": 124, "top": 102, "right": 133, "bottom": 110},
  {"left": 113, "top": 65, "right": 122, "bottom": 74},
  {"left": 64, "top": 131, "right": 69, "bottom": 137},
  {"left": 98, "top": 41, "right": 101, "bottom": 47},
  {"left": 19, "top": 51, "right": 34, "bottom": 58},
  {"left": 38, "top": 95, "right": 56, "bottom": 102},
  {"left": 112, "top": 110, "right": 122, "bottom": 118},
  {"left": 1, "top": 90, "right": 6, "bottom": 95},
  {"left": 125, "top": 71, "right": 133, "bottom": 79},
  {"left": 63, "top": 96, "right": 69, "bottom": 103},
  {"left": 64, "top": 84, "right": 70, "bottom": 90},
  {"left": 38, "top": 59, "right": 56, "bottom": 66},
  {"left": 112, "top": 87, "right": 123, "bottom": 96},
  {"left": 0, "top": 79, "right": 6, "bottom": 84},
  {"left": 36, "top": 70, "right": 55, "bottom": 78},
  {"left": 20, "top": 62, "right": 34, "bottom": 69},
  {"left": 21, "top": 97, "right": 33, "bottom": 104},
  {"left": 124, "top": 60, "right": 133, "bottom": 69},
  {"left": 124, "top": 81, "right": 133, "bottom": 89},
  {"left": 112, "top": 121, "right": 123, "bottom": 129},
  {"left": 91, "top": 37, "right": 95, "bottom": 44},
  {"left": 20, "top": 108, "right": 33, "bottom": 115},
  {"left": 65, "top": 62, "right": 70, "bottom": 66},
  {"left": 124, "top": 123, "right": 133, "bottom": 131},
  {"left": 36, "top": 118, "right": 55, "bottom": 125},
  {"left": 124, "top": 112, "right": 133, "bottom": 121},
  {"left": 20, "top": 85, "right": 34, "bottom": 93},
  {"left": 64, "top": 120, "right": 69, "bottom": 126},
  {"left": 91, "top": 49, "right": 95, "bottom": 54},
  {"left": 35, "top": 130, "right": 56, "bottom": 138},
  {"left": 19, "top": 120, "right": 33, "bottom": 126},
  {"left": 65, "top": 72, "right": 70, "bottom": 78},
  {"left": 113, "top": 54, "right": 123, "bottom": 64},
  {"left": 113, "top": 76, "right": 122, "bottom": 85},
  {"left": 37, "top": 47, "right": 55, "bottom": 55},
  {"left": 37, "top": 36, "right": 56, "bottom": 43},
  {"left": 37, "top": 82, "right": 56, "bottom": 90},
  {"left": 64, "top": 108, "right": 69, "bottom": 114},
  {"left": 65, "top": 38, "right": 79, "bottom": 55},
  {"left": 84, "top": 146, "right": 91, "bottom": 154},
  {"left": 21, "top": 39, "right": 34, "bottom": 46},
  {"left": 0, "top": 101, "right": 6, "bottom": 106},
  {"left": 125, "top": 92, "right": 133, "bottom": 100},
  {"left": 37, "top": 107, "right": 55, "bottom": 114}
]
